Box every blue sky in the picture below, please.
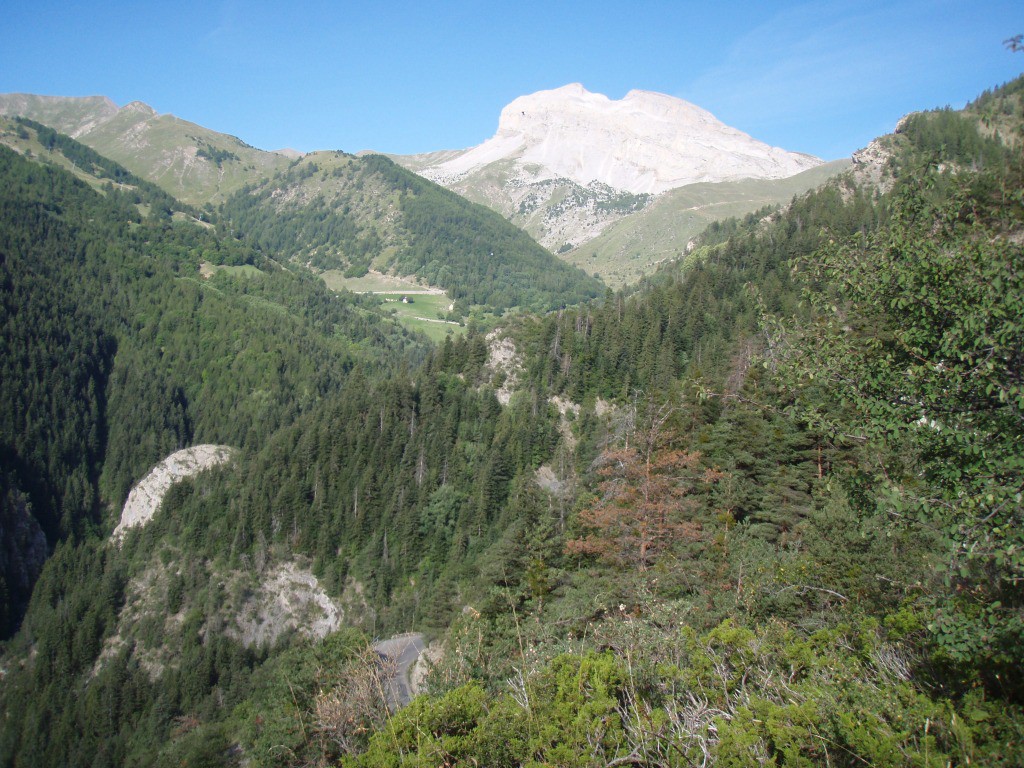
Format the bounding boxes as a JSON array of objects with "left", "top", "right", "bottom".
[{"left": 1, "top": 0, "right": 1021, "bottom": 160}]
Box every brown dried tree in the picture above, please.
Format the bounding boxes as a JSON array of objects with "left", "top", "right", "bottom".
[{"left": 567, "top": 401, "right": 709, "bottom": 569}]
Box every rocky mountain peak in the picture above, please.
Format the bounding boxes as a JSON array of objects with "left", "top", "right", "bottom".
[
  {"left": 419, "top": 83, "right": 821, "bottom": 195},
  {"left": 122, "top": 100, "right": 157, "bottom": 117}
]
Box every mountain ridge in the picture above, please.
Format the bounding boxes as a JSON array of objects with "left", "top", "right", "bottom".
[
  {"left": 389, "top": 83, "right": 836, "bottom": 275},
  {"left": 0, "top": 99, "right": 600, "bottom": 314},
  {"left": 0, "top": 92, "right": 292, "bottom": 205},
  {"left": 2, "top": 88, "right": 840, "bottom": 287}
]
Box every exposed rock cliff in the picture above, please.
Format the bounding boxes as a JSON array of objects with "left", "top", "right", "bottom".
[
  {"left": 113, "top": 445, "right": 236, "bottom": 542},
  {"left": 229, "top": 561, "right": 343, "bottom": 648},
  {"left": 392, "top": 84, "right": 827, "bottom": 264},
  {"left": 421, "top": 84, "right": 821, "bottom": 194}
]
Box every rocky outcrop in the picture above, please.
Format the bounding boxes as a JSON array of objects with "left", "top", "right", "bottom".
[
  {"left": 851, "top": 136, "right": 897, "bottom": 193},
  {"left": 113, "top": 445, "right": 235, "bottom": 542},
  {"left": 409, "top": 638, "right": 443, "bottom": 697},
  {"left": 487, "top": 331, "right": 522, "bottom": 405},
  {"left": 229, "top": 561, "right": 343, "bottom": 648},
  {"left": 95, "top": 557, "right": 343, "bottom": 679},
  {"left": 393, "top": 84, "right": 824, "bottom": 257}
]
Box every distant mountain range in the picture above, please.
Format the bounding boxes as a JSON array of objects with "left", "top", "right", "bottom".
[
  {"left": 0, "top": 87, "right": 848, "bottom": 287},
  {"left": 405, "top": 83, "right": 821, "bottom": 194},
  {"left": 388, "top": 84, "right": 846, "bottom": 283}
]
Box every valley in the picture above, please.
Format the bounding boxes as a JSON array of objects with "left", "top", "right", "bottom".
[
  {"left": 2, "top": 87, "right": 845, "bottom": 288},
  {"left": 389, "top": 83, "right": 834, "bottom": 282},
  {"left": 0, "top": 73, "right": 1022, "bottom": 767}
]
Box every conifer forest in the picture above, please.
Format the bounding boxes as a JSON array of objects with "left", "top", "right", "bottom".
[{"left": 1, "top": 76, "right": 1023, "bottom": 767}]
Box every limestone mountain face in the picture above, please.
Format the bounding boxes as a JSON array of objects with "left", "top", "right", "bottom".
[
  {"left": 422, "top": 83, "right": 820, "bottom": 194},
  {"left": 392, "top": 84, "right": 826, "bottom": 258},
  {"left": 113, "top": 445, "right": 236, "bottom": 542}
]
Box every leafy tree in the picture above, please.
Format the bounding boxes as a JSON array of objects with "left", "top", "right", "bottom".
[{"left": 766, "top": 171, "right": 1024, "bottom": 695}]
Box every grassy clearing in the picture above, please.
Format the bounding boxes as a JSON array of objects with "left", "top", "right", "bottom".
[
  {"left": 199, "top": 262, "right": 263, "bottom": 279},
  {"left": 381, "top": 293, "right": 461, "bottom": 342},
  {"left": 319, "top": 270, "right": 444, "bottom": 294},
  {"left": 564, "top": 160, "right": 851, "bottom": 288},
  {"left": 320, "top": 270, "right": 461, "bottom": 342}
]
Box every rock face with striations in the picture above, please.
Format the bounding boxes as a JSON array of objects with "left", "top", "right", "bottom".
[
  {"left": 229, "top": 561, "right": 343, "bottom": 648},
  {"left": 113, "top": 445, "right": 235, "bottom": 542}
]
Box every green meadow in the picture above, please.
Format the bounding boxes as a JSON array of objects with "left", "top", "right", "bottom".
[{"left": 321, "top": 270, "right": 462, "bottom": 342}]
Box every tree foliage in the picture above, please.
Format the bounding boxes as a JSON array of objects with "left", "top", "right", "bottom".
[
  {"left": 567, "top": 402, "right": 709, "bottom": 569},
  {"left": 766, "top": 166, "right": 1024, "bottom": 694},
  {"left": 4, "top": 77, "right": 1024, "bottom": 767}
]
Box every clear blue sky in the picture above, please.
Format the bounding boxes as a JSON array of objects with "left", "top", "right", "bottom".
[{"left": 2, "top": 0, "right": 1021, "bottom": 160}]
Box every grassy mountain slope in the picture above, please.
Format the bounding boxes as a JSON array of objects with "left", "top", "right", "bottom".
[
  {"left": 0, "top": 93, "right": 120, "bottom": 136},
  {"left": 0, "top": 93, "right": 291, "bottom": 206},
  {"left": 392, "top": 150, "right": 847, "bottom": 289},
  {"left": 563, "top": 159, "right": 850, "bottom": 286},
  {"left": 0, "top": 115, "right": 200, "bottom": 220}
]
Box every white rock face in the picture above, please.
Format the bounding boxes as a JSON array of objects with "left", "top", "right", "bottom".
[
  {"left": 94, "top": 558, "right": 342, "bottom": 679},
  {"left": 851, "top": 136, "right": 896, "bottom": 193},
  {"left": 486, "top": 331, "right": 521, "bottom": 405},
  {"left": 421, "top": 83, "right": 821, "bottom": 195},
  {"left": 113, "top": 445, "right": 235, "bottom": 542},
  {"left": 230, "top": 561, "right": 343, "bottom": 648}
]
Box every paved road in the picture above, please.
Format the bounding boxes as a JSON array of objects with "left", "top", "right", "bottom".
[{"left": 373, "top": 632, "right": 426, "bottom": 710}]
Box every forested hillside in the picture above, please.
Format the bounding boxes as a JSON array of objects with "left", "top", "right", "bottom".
[
  {"left": 0, "top": 116, "right": 201, "bottom": 221},
  {"left": 339, "top": 81, "right": 1023, "bottom": 767},
  {"left": 220, "top": 152, "right": 604, "bottom": 312},
  {"left": 1, "top": 78, "right": 1022, "bottom": 767},
  {"left": 0, "top": 132, "right": 426, "bottom": 637},
  {"left": 0, "top": 124, "right": 583, "bottom": 766},
  {"left": 1, "top": 94, "right": 605, "bottom": 313}
]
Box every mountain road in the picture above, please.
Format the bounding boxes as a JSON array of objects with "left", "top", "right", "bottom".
[{"left": 373, "top": 632, "right": 426, "bottom": 710}]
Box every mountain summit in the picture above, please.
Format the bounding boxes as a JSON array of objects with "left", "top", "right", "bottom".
[
  {"left": 418, "top": 83, "right": 821, "bottom": 195},
  {"left": 392, "top": 84, "right": 833, "bottom": 278}
]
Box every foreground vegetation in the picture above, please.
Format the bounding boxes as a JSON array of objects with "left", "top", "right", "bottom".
[{"left": 0, "top": 77, "right": 1022, "bottom": 766}]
